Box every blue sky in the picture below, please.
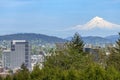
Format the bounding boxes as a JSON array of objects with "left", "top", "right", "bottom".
[{"left": 0, "top": 0, "right": 120, "bottom": 38}]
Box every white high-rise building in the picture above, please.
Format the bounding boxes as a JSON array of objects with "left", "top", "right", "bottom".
[
  {"left": 2, "top": 40, "right": 31, "bottom": 71},
  {"left": 2, "top": 50, "right": 11, "bottom": 69}
]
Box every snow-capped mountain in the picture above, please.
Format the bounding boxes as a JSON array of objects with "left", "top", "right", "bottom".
[{"left": 73, "top": 16, "right": 120, "bottom": 30}]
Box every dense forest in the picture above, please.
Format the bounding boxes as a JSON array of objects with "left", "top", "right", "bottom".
[{"left": 1, "top": 32, "right": 120, "bottom": 80}]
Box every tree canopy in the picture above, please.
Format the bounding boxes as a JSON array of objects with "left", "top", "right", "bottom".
[{"left": 107, "top": 33, "right": 120, "bottom": 71}]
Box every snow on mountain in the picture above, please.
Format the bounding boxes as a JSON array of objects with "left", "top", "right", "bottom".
[{"left": 73, "top": 16, "right": 120, "bottom": 30}]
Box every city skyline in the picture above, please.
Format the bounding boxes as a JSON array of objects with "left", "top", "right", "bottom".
[{"left": 0, "top": 0, "right": 120, "bottom": 38}]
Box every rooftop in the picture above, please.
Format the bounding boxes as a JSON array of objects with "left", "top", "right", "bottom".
[
  {"left": 3, "top": 50, "right": 11, "bottom": 53},
  {"left": 12, "top": 40, "right": 26, "bottom": 44}
]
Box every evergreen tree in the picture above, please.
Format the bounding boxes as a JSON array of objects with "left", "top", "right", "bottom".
[
  {"left": 82, "top": 63, "right": 106, "bottom": 80},
  {"left": 0, "top": 76, "right": 3, "bottom": 80},
  {"left": 4, "top": 75, "right": 12, "bottom": 80},
  {"left": 30, "top": 64, "right": 44, "bottom": 80},
  {"left": 12, "top": 63, "right": 31, "bottom": 80},
  {"left": 67, "top": 32, "right": 84, "bottom": 54},
  {"left": 107, "top": 33, "right": 120, "bottom": 71},
  {"left": 106, "top": 66, "right": 120, "bottom": 80}
]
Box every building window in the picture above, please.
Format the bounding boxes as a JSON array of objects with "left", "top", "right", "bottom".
[
  {"left": 11, "top": 45, "right": 15, "bottom": 51},
  {"left": 25, "top": 43, "right": 29, "bottom": 47},
  {"left": 25, "top": 52, "right": 29, "bottom": 55},
  {"left": 25, "top": 56, "right": 29, "bottom": 59},
  {"left": 25, "top": 48, "right": 28, "bottom": 51}
]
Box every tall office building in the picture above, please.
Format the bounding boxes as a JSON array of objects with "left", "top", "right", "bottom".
[{"left": 2, "top": 40, "right": 31, "bottom": 71}]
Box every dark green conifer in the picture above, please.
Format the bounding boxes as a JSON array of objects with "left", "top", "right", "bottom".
[{"left": 107, "top": 33, "right": 120, "bottom": 71}]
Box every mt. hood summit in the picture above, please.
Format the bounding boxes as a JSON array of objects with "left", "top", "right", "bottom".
[{"left": 73, "top": 16, "right": 120, "bottom": 30}]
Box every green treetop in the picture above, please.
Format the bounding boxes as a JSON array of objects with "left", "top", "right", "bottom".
[
  {"left": 107, "top": 33, "right": 120, "bottom": 71},
  {"left": 67, "top": 32, "right": 84, "bottom": 54}
]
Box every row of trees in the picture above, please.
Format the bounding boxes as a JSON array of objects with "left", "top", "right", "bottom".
[{"left": 1, "top": 32, "right": 120, "bottom": 80}]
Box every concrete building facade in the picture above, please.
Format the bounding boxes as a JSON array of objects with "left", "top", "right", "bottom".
[{"left": 2, "top": 40, "right": 31, "bottom": 71}]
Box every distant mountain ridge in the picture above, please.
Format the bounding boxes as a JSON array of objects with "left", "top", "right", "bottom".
[
  {"left": 0, "top": 33, "right": 66, "bottom": 44},
  {"left": 0, "top": 33, "right": 119, "bottom": 45},
  {"left": 66, "top": 35, "right": 119, "bottom": 45},
  {"left": 82, "top": 36, "right": 110, "bottom": 44},
  {"left": 105, "top": 35, "right": 119, "bottom": 43}
]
